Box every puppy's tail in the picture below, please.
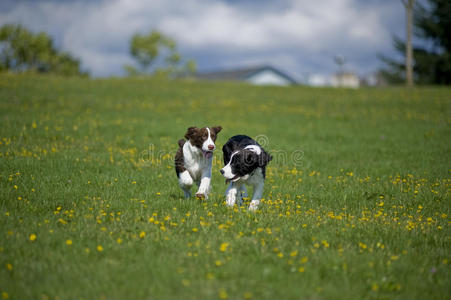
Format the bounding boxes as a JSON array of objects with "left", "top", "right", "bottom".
[{"left": 178, "top": 139, "right": 186, "bottom": 148}]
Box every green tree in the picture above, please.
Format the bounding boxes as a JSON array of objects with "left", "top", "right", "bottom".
[
  {"left": 0, "top": 24, "right": 87, "bottom": 76},
  {"left": 125, "top": 30, "right": 196, "bottom": 77},
  {"left": 380, "top": 0, "right": 451, "bottom": 85}
]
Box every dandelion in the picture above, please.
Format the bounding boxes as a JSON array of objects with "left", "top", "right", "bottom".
[
  {"left": 2, "top": 292, "right": 8, "bottom": 299},
  {"left": 181, "top": 279, "right": 190, "bottom": 286},
  {"left": 218, "top": 288, "right": 228, "bottom": 299},
  {"left": 29, "top": 233, "right": 37, "bottom": 242},
  {"left": 6, "top": 263, "right": 12, "bottom": 271},
  {"left": 117, "top": 238, "right": 123, "bottom": 244},
  {"left": 290, "top": 250, "right": 298, "bottom": 257},
  {"left": 215, "top": 260, "right": 222, "bottom": 266},
  {"left": 192, "top": 228, "right": 198, "bottom": 232},
  {"left": 97, "top": 245, "right": 103, "bottom": 252},
  {"left": 139, "top": 231, "right": 146, "bottom": 238},
  {"left": 298, "top": 266, "right": 305, "bottom": 272},
  {"left": 66, "top": 239, "right": 72, "bottom": 246},
  {"left": 219, "top": 242, "right": 229, "bottom": 252},
  {"left": 244, "top": 292, "right": 253, "bottom": 299}
]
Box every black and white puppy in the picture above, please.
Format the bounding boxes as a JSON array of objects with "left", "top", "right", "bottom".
[
  {"left": 220, "top": 135, "right": 272, "bottom": 210},
  {"left": 175, "top": 126, "right": 222, "bottom": 199}
]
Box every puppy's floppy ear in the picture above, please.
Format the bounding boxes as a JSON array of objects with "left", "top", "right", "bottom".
[
  {"left": 258, "top": 150, "right": 272, "bottom": 167},
  {"left": 243, "top": 150, "right": 258, "bottom": 167},
  {"left": 211, "top": 126, "right": 222, "bottom": 134},
  {"left": 184, "top": 126, "right": 199, "bottom": 140}
]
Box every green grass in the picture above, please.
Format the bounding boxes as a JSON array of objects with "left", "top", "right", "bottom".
[{"left": 0, "top": 74, "right": 450, "bottom": 300}]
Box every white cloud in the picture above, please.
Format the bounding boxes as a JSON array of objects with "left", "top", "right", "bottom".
[{"left": 0, "top": 0, "right": 405, "bottom": 77}]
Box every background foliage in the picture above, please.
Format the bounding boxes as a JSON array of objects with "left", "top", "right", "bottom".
[
  {"left": 125, "top": 30, "right": 197, "bottom": 77},
  {"left": 0, "top": 24, "right": 87, "bottom": 77},
  {"left": 380, "top": 0, "right": 451, "bottom": 85}
]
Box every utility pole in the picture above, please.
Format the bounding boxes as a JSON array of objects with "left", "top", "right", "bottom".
[{"left": 402, "top": 0, "right": 415, "bottom": 87}]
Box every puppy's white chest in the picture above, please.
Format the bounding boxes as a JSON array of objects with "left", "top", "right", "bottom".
[
  {"left": 186, "top": 160, "right": 203, "bottom": 179},
  {"left": 183, "top": 144, "right": 209, "bottom": 180}
]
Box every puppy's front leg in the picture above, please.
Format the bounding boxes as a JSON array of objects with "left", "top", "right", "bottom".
[
  {"left": 249, "top": 181, "right": 264, "bottom": 211},
  {"left": 179, "top": 170, "right": 194, "bottom": 198},
  {"left": 225, "top": 182, "right": 238, "bottom": 207},
  {"left": 196, "top": 161, "right": 212, "bottom": 199},
  {"left": 196, "top": 177, "right": 211, "bottom": 199}
]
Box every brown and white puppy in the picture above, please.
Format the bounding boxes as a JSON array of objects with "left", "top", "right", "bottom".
[{"left": 175, "top": 126, "right": 222, "bottom": 199}]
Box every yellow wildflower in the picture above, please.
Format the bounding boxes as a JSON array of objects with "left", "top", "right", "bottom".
[
  {"left": 219, "top": 242, "right": 229, "bottom": 252},
  {"left": 218, "top": 288, "right": 228, "bottom": 299}
]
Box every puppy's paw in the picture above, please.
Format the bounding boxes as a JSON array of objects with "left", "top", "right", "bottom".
[
  {"left": 249, "top": 200, "right": 260, "bottom": 211},
  {"left": 195, "top": 193, "right": 206, "bottom": 200},
  {"left": 226, "top": 200, "right": 235, "bottom": 207}
]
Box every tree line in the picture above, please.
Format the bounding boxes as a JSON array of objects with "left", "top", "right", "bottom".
[
  {"left": 0, "top": 24, "right": 87, "bottom": 76},
  {"left": 380, "top": 0, "right": 450, "bottom": 85},
  {"left": 0, "top": 24, "right": 195, "bottom": 78}
]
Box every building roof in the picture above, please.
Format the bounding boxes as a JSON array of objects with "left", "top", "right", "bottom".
[{"left": 195, "top": 65, "right": 297, "bottom": 84}]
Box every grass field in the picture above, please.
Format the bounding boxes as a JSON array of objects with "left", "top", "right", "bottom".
[{"left": 0, "top": 74, "right": 450, "bottom": 299}]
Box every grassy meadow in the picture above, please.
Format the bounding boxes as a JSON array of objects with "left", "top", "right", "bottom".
[{"left": 0, "top": 74, "right": 450, "bottom": 299}]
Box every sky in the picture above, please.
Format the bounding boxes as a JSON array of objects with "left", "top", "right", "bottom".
[{"left": 0, "top": 0, "right": 419, "bottom": 81}]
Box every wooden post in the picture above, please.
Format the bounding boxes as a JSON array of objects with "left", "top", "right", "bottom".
[{"left": 402, "top": 0, "right": 415, "bottom": 87}]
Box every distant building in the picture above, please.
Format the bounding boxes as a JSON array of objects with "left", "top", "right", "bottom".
[
  {"left": 306, "top": 74, "right": 331, "bottom": 87},
  {"left": 331, "top": 72, "right": 360, "bottom": 88},
  {"left": 195, "top": 65, "right": 297, "bottom": 86},
  {"left": 360, "top": 72, "right": 388, "bottom": 87}
]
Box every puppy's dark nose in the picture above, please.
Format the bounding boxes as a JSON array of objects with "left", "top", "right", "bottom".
[
  {"left": 220, "top": 169, "right": 224, "bottom": 175},
  {"left": 208, "top": 145, "right": 214, "bottom": 150}
]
